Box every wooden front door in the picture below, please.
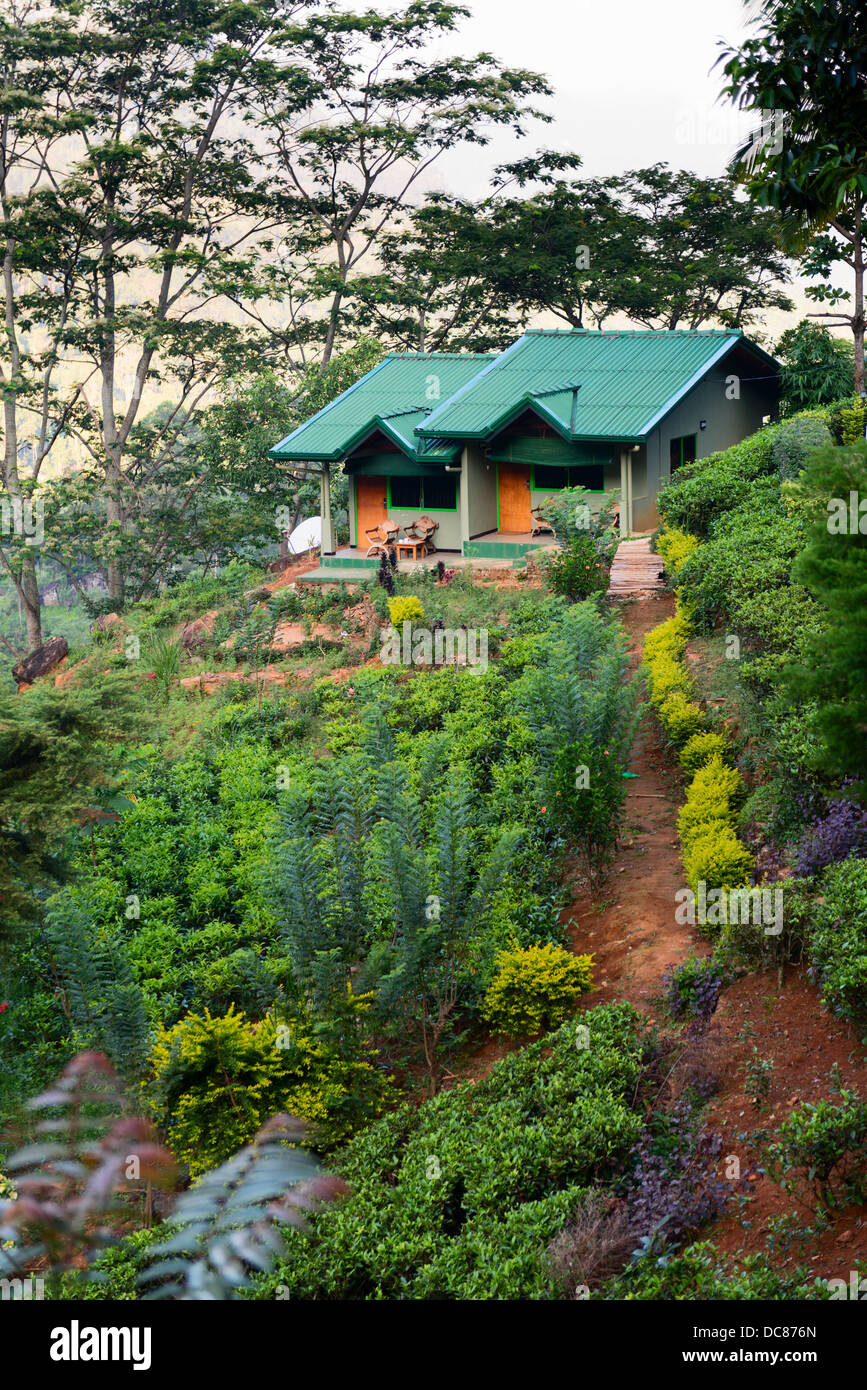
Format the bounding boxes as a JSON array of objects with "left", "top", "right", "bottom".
[
  {"left": 497, "top": 462, "right": 531, "bottom": 532},
  {"left": 355, "top": 474, "right": 388, "bottom": 543}
]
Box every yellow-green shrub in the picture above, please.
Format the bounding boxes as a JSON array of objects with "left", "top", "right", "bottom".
[
  {"left": 482, "top": 942, "right": 593, "bottom": 1036},
  {"left": 658, "top": 691, "right": 705, "bottom": 743},
  {"left": 387, "top": 595, "right": 425, "bottom": 627},
  {"left": 689, "top": 754, "right": 744, "bottom": 809},
  {"left": 146, "top": 1002, "right": 389, "bottom": 1174},
  {"left": 647, "top": 652, "right": 693, "bottom": 703},
  {"left": 678, "top": 797, "right": 736, "bottom": 850},
  {"left": 657, "top": 528, "right": 701, "bottom": 580},
  {"left": 644, "top": 612, "right": 690, "bottom": 664},
  {"left": 684, "top": 827, "right": 755, "bottom": 892},
  {"left": 679, "top": 731, "right": 730, "bottom": 774},
  {"left": 677, "top": 756, "right": 744, "bottom": 847}
]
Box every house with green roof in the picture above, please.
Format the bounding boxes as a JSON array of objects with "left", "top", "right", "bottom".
[{"left": 269, "top": 328, "right": 779, "bottom": 573}]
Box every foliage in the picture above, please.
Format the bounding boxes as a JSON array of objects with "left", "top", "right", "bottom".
[
  {"left": 656, "top": 693, "right": 705, "bottom": 746},
  {"left": 140, "top": 1114, "right": 345, "bottom": 1300},
  {"left": 535, "top": 486, "right": 620, "bottom": 557},
  {"left": 0, "top": 674, "right": 139, "bottom": 927},
  {"left": 482, "top": 943, "right": 593, "bottom": 1036},
  {"left": 721, "top": 0, "right": 867, "bottom": 393},
  {"left": 775, "top": 321, "right": 854, "bottom": 414},
  {"left": 679, "top": 732, "right": 731, "bottom": 776},
  {"left": 518, "top": 602, "right": 643, "bottom": 870},
  {"left": 786, "top": 442, "right": 867, "bottom": 791},
  {"left": 805, "top": 857, "right": 867, "bottom": 1027},
  {"left": 539, "top": 534, "right": 609, "bottom": 601},
  {"left": 387, "top": 595, "right": 425, "bottom": 628},
  {"left": 764, "top": 1085, "right": 867, "bottom": 1212},
  {"left": 624, "top": 1104, "right": 737, "bottom": 1252},
  {"left": 663, "top": 956, "right": 729, "bottom": 1024},
  {"left": 683, "top": 827, "right": 755, "bottom": 896},
  {"left": 605, "top": 1240, "right": 825, "bottom": 1301},
  {"left": 250, "top": 1003, "right": 645, "bottom": 1300},
  {"left": 793, "top": 796, "right": 867, "bottom": 878},
  {"left": 146, "top": 1004, "right": 389, "bottom": 1174},
  {"left": 0, "top": 1053, "right": 175, "bottom": 1294},
  {"left": 656, "top": 528, "right": 700, "bottom": 581},
  {"left": 770, "top": 414, "right": 833, "bottom": 481},
  {"left": 0, "top": 1054, "right": 341, "bottom": 1301},
  {"left": 657, "top": 427, "right": 776, "bottom": 538}
]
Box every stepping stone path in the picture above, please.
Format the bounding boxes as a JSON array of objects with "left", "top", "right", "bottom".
[{"left": 607, "top": 536, "right": 664, "bottom": 597}]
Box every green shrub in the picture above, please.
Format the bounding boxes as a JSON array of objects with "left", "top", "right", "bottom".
[
  {"left": 771, "top": 414, "right": 832, "bottom": 480},
  {"left": 647, "top": 652, "right": 692, "bottom": 704},
  {"left": 482, "top": 942, "right": 593, "bottom": 1035},
  {"left": 807, "top": 857, "right": 867, "bottom": 1027},
  {"left": 250, "top": 1002, "right": 645, "bottom": 1300},
  {"left": 539, "top": 534, "right": 609, "bottom": 601},
  {"left": 146, "top": 1002, "right": 389, "bottom": 1173},
  {"left": 657, "top": 692, "right": 705, "bottom": 744},
  {"left": 605, "top": 1240, "right": 825, "bottom": 1300},
  {"left": 764, "top": 1088, "right": 867, "bottom": 1211},
  {"left": 657, "top": 428, "right": 776, "bottom": 537}
]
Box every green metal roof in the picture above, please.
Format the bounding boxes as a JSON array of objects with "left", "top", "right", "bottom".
[
  {"left": 416, "top": 330, "right": 779, "bottom": 444},
  {"left": 269, "top": 352, "right": 495, "bottom": 463}
]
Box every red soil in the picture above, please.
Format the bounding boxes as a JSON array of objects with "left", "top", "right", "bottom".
[{"left": 562, "top": 593, "right": 867, "bottom": 1281}]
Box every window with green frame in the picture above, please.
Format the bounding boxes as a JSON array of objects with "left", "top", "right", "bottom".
[
  {"left": 669, "top": 434, "right": 697, "bottom": 475},
  {"left": 387, "top": 473, "right": 457, "bottom": 511},
  {"left": 531, "top": 462, "right": 606, "bottom": 492}
]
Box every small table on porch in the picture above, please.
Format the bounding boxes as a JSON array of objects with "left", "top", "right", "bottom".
[{"left": 395, "top": 537, "right": 428, "bottom": 562}]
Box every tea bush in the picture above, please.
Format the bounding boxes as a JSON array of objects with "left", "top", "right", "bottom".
[{"left": 250, "top": 1002, "right": 645, "bottom": 1300}]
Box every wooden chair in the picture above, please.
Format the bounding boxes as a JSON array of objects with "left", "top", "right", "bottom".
[
  {"left": 530, "top": 505, "right": 555, "bottom": 538},
  {"left": 365, "top": 519, "right": 400, "bottom": 559},
  {"left": 403, "top": 515, "right": 439, "bottom": 553}
]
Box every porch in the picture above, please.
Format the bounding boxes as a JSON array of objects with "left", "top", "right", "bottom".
[{"left": 299, "top": 531, "right": 557, "bottom": 584}]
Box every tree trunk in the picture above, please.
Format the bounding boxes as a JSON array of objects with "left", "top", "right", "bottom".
[{"left": 853, "top": 202, "right": 865, "bottom": 400}]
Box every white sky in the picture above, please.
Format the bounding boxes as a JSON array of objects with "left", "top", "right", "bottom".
[
  {"left": 431, "top": 0, "right": 757, "bottom": 193},
  {"left": 402, "top": 0, "right": 827, "bottom": 337}
]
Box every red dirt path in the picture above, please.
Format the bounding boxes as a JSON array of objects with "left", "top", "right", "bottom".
[{"left": 562, "top": 594, "right": 867, "bottom": 1281}]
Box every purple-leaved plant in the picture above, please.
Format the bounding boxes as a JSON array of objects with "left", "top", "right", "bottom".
[{"left": 793, "top": 795, "right": 867, "bottom": 877}]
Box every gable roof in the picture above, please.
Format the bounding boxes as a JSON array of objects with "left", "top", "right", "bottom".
[
  {"left": 416, "top": 329, "right": 778, "bottom": 445},
  {"left": 269, "top": 352, "right": 495, "bottom": 463}
]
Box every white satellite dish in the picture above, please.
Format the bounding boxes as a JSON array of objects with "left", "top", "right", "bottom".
[{"left": 287, "top": 515, "right": 322, "bottom": 554}]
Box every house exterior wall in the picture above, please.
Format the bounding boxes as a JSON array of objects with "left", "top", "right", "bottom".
[
  {"left": 346, "top": 465, "right": 462, "bottom": 549},
  {"left": 641, "top": 372, "right": 776, "bottom": 530},
  {"left": 530, "top": 455, "right": 621, "bottom": 519},
  {"left": 348, "top": 470, "right": 356, "bottom": 547},
  {"left": 463, "top": 444, "right": 498, "bottom": 538}
]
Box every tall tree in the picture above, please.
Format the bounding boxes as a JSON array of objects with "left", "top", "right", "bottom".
[
  {"left": 0, "top": 0, "right": 90, "bottom": 651},
  {"left": 248, "top": 2, "right": 551, "bottom": 364},
  {"left": 775, "top": 320, "right": 854, "bottom": 415},
  {"left": 720, "top": 0, "right": 867, "bottom": 394},
  {"left": 349, "top": 157, "right": 792, "bottom": 348}
]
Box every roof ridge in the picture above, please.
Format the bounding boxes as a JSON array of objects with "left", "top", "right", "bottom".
[{"left": 522, "top": 328, "right": 741, "bottom": 338}]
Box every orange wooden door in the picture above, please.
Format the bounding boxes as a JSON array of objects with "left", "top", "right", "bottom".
[
  {"left": 497, "top": 463, "right": 531, "bottom": 532},
  {"left": 355, "top": 474, "right": 388, "bottom": 542}
]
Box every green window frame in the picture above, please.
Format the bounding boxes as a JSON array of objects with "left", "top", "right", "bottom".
[
  {"left": 386, "top": 473, "right": 458, "bottom": 512},
  {"left": 669, "top": 434, "right": 697, "bottom": 476},
  {"left": 530, "top": 462, "right": 606, "bottom": 493}
]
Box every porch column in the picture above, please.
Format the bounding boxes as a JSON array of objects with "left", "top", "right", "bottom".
[
  {"left": 320, "top": 464, "right": 335, "bottom": 555},
  {"left": 458, "top": 446, "right": 471, "bottom": 551},
  {"left": 618, "top": 450, "right": 632, "bottom": 538}
]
